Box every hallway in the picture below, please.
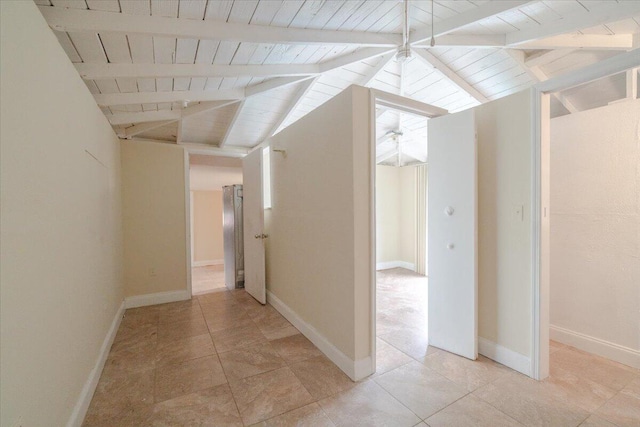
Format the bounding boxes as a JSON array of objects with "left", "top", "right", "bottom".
[{"left": 191, "top": 264, "right": 226, "bottom": 295}]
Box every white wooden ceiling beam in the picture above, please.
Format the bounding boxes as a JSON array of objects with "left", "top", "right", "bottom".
[
  {"left": 626, "top": 68, "right": 638, "bottom": 100},
  {"left": 219, "top": 101, "right": 245, "bottom": 148},
  {"left": 506, "top": 2, "right": 640, "bottom": 46},
  {"left": 411, "top": 48, "right": 489, "bottom": 103},
  {"left": 318, "top": 48, "right": 395, "bottom": 73},
  {"left": 94, "top": 89, "right": 244, "bottom": 106},
  {"left": 76, "top": 63, "right": 319, "bottom": 80},
  {"left": 176, "top": 142, "right": 249, "bottom": 158},
  {"left": 377, "top": 148, "right": 399, "bottom": 164},
  {"left": 372, "top": 88, "right": 448, "bottom": 118},
  {"left": 244, "top": 76, "right": 313, "bottom": 97},
  {"left": 506, "top": 50, "right": 578, "bottom": 114},
  {"left": 410, "top": 1, "right": 532, "bottom": 45},
  {"left": 119, "top": 120, "right": 175, "bottom": 139},
  {"left": 520, "top": 34, "right": 635, "bottom": 51},
  {"left": 264, "top": 77, "right": 320, "bottom": 140},
  {"left": 39, "top": 6, "right": 401, "bottom": 47},
  {"left": 525, "top": 49, "right": 576, "bottom": 68},
  {"left": 360, "top": 52, "right": 395, "bottom": 86},
  {"left": 107, "top": 100, "right": 237, "bottom": 125},
  {"left": 411, "top": 33, "right": 637, "bottom": 50},
  {"left": 535, "top": 49, "right": 640, "bottom": 94}
]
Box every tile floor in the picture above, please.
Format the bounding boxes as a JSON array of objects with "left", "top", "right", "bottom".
[
  {"left": 83, "top": 268, "right": 639, "bottom": 426},
  {"left": 192, "top": 264, "right": 226, "bottom": 295}
]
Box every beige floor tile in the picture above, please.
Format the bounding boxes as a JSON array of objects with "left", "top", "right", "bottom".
[
  {"left": 546, "top": 362, "right": 617, "bottom": 412},
  {"left": 422, "top": 351, "right": 510, "bottom": 392},
  {"left": 156, "top": 315, "right": 208, "bottom": 345},
  {"left": 579, "top": 415, "right": 618, "bottom": 427},
  {"left": 84, "top": 367, "right": 154, "bottom": 424},
  {"left": 155, "top": 333, "right": 215, "bottom": 366},
  {"left": 622, "top": 376, "right": 640, "bottom": 399},
  {"left": 378, "top": 329, "right": 438, "bottom": 360},
  {"left": 211, "top": 323, "right": 267, "bottom": 353},
  {"left": 373, "top": 338, "right": 413, "bottom": 377},
  {"left": 150, "top": 384, "right": 243, "bottom": 426},
  {"left": 425, "top": 394, "right": 522, "bottom": 427},
  {"left": 82, "top": 404, "right": 154, "bottom": 427},
  {"left": 374, "top": 361, "right": 467, "bottom": 419},
  {"left": 318, "top": 380, "right": 421, "bottom": 427},
  {"left": 196, "top": 288, "right": 236, "bottom": 305},
  {"left": 549, "top": 341, "right": 565, "bottom": 354},
  {"left": 111, "top": 319, "right": 157, "bottom": 353},
  {"left": 289, "top": 355, "right": 355, "bottom": 399},
  {"left": 473, "top": 372, "right": 590, "bottom": 427},
  {"left": 203, "top": 309, "right": 255, "bottom": 333},
  {"left": 105, "top": 339, "right": 157, "bottom": 374},
  {"left": 218, "top": 342, "right": 287, "bottom": 381},
  {"left": 154, "top": 355, "right": 228, "bottom": 403},
  {"left": 253, "top": 403, "right": 335, "bottom": 427},
  {"left": 551, "top": 348, "right": 636, "bottom": 392},
  {"left": 262, "top": 325, "right": 300, "bottom": 341},
  {"left": 595, "top": 390, "right": 640, "bottom": 427},
  {"left": 248, "top": 306, "right": 294, "bottom": 336},
  {"left": 158, "top": 302, "right": 205, "bottom": 325},
  {"left": 228, "top": 366, "right": 315, "bottom": 425},
  {"left": 270, "top": 334, "right": 323, "bottom": 364}
]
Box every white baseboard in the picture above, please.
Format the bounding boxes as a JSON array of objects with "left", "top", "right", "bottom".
[
  {"left": 67, "top": 301, "right": 125, "bottom": 427},
  {"left": 267, "top": 291, "right": 371, "bottom": 381},
  {"left": 550, "top": 325, "right": 640, "bottom": 369},
  {"left": 376, "top": 261, "right": 416, "bottom": 271},
  {"left": 479, "top": 337, "right": 531, "bottom": 377},
  {"left": 192, "top": 259, "right": 224, "bottom": 267},
  {"left": 124, "top": 290, "right": 190, "bottom": 309}
]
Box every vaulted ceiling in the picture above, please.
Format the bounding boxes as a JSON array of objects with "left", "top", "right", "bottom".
[{"left": 35, "top": 0, "right": 640, "bottom": 156}]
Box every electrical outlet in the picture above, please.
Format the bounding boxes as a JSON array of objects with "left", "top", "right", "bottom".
[{"left": 149, "top": 267, "right": 157, "bottom": 277}]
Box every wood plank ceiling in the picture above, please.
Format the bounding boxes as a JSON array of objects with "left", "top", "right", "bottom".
[{"left": 35, "top": 0, "right": 640, "bottom": 156}]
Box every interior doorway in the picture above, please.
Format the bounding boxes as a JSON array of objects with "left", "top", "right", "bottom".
[
  {"left": 374, "top": 105, "right": 431, "bottom": 371},
  {"left": 188, "top": 153, "right": 243, "bottom": 296}
]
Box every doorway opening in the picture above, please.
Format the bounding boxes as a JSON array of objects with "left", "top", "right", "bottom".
[
  {"left": 374, "top": 101, "right": 430, "bottom": 372},
  {"left": 188, "top": 153, "right": 243, "bottom": 296}
]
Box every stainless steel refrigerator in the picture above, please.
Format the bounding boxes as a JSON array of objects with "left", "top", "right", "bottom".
[{"left": 223, "top": 185, "right": 244, "bottom": 290}]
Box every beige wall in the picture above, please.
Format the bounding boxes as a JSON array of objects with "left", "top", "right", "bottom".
[
  {"left": 376, "top": 166, "right": 401, "bottom": 263},
  {"left": 0, "top": 2, "right": 124, "bottom": 426},
  {"left": 192, "top": 190, "right": 224, "bottom": 263},
  {"left": 376, "top": 165, "right": 417, "bottom": 267},
  {"left": 399, "top": 166, "right": 417, "bottom": 265},
  {"left": 121, "top": 140, "right": 188, "bottom": 298},
  {"left": 550, "top": 100, "right": 640, "bottom": 358},
  {"left": 265, "top": 86, "right": 373, "bottom": 371},
  {"left": 476, "top": 90, "right": 533, "bottom": 357}
]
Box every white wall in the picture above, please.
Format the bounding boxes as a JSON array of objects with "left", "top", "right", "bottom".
[
  {"left": 0, "top": 2, "right": 124, "bottom": 426},
  {"left": 376, "top": 165, "right": 417, "bottom": 270},
  {"left": 121, "top": 140, "right": 189, "bottom": 300},
  {"left": 192, "top": 190, "right": 224, "bottom": 264},
  {"left": 550, "top": 99, "right": 640, "bottom": 367},
  {"left": 476, "top": 90, "right": 534, "bottom": 364},
  {"left": 265, "top": 85, "right": 373, "bottom": 379}
]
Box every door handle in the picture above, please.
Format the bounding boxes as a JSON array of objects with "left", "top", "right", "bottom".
[
  {"left": 255, "top": 234, "right": 269, "bottom": 239},
  {"left": 255, "top": 234, "right": 261, "bottom": 239}
]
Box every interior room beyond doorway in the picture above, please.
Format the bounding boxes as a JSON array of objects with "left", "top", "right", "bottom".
[{"left": 189, "top": 154, "right": 243, "bottom": 295}]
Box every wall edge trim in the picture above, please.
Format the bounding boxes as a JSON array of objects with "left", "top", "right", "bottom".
[
  {"left": 267, "top": 291, "right": 371, "bottom": 381},
  {"left": 192, "top": 259, "right": 224, "bottom": 267},
  {"left": 550, "top": 325, "right": 640, "bottom": 369},
  {"left": 376, "top": 261, "right": 416, "bottom": 272},
  {"left": 124, "top": 290, "right": 190, "bottom": 309},
  {"left": 67, "top": 300, "right": 125, "bottom": 427},
  {"left": 478, "top": 336, "right": 532, "bottom": 377}
]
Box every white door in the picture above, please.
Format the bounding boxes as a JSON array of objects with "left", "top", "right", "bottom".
[
  {"left": 427, "top": 109, "right": 478, "bottom": 360},
  {"left": 242, "top": 148, "right": 266, "bottom": 304}
]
